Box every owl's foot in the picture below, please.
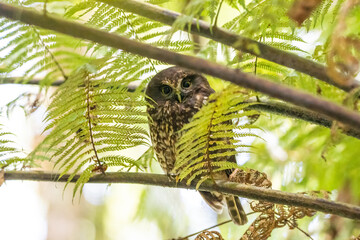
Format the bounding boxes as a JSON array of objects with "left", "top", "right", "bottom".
[{"left": 166, "top": 173, "right": 177, "bottom": 182}]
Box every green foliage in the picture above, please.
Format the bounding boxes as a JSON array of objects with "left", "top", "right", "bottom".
[
  {"left": 0, "top": 124, "right": 27, "bottom": 169},
  {"left": 65, "top": 0, "right": 193, "bottom": 54},
  {"left": 175, "top": 86, "right": 261, "bottom": 186},
  {"left": 31, "top": 63, "right": 150, "bottom": 196},
  {"left": 0, "top": 18, "right": 89, "bottom": 85},
  {"left": 0, "top": 0, "right": 195, "bottom": 195},
  {"left": 248, "top": 115, "right": 360, "bottom": 201}
]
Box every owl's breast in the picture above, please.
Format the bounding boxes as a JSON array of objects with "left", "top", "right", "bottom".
[{"left": 147, "top": 101, "right": 200, "bottom": 174}]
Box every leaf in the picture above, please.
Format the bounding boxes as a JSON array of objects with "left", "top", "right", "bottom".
[
  {"left": 175, "top": 85, "right": 261, "bottom": 184},
  {"left": 31, "top": 62, "right": 150, "bottom": 196}
]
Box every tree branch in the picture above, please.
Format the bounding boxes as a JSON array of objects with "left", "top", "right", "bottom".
[
  {"left": 2, "top": 76, "right": 359, "bottom": 137},
  {"left": 0, "top": 77, "right": 64, "bottom": 86},
  {"left": 247, "top": 100, "right": 360, "bottom": 139},
  {"left": 98, "top": 0, "right": 359, "bottom": 92},
  {"left": 0, "top": 77, "right": 354, "bottom": 135},
  {"left": 4, "top": 171, "right": 360, "bottom": 220},
  {"left": 1, "top": 79, "right": 359, "bottom": 137},
  {"left": 1, "top": 3, "right": 360, "bottom": 130},
  {"left": 3, "top": 75, "right": 360, "bottom": 137}
]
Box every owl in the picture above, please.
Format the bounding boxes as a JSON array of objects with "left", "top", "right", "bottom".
[{"left": 145, "top": 66, "right": 247, "bottom": 225}]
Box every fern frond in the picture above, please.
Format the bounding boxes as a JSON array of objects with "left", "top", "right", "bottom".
[
  {"left": 264, "top": 42, "right": 307, "bottom": 53},
  {"left": 0, "top": 19, "right": 90, "bottom": 85},
  {"left": 32, "top": 63, "right": 150, "bottom": 195},
  {"left": 0, "top": 124, "right": 28, "bottom": 169},
  {"left": 175, "top": 85, "right": 261, "bottom": 185},
  {"left": 263, "top": 32, "right": 305, "bottom": 42}
]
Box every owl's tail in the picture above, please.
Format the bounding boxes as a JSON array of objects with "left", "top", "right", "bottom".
[
  {"left": 199, "top": 191, "right": 224, "bottom": 213},
  {"left": 225, "top": 196, "right": 248, "bottom": 225}
]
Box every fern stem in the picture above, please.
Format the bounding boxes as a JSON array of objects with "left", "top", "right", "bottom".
[
  {"left": 205, "top": 109, "right": 216, "bottom": 182},
  {"left": 4, "top": 171, "right": 360, "bottom": 220},
  {"left": 2, "top": 3, "right": 360, "bottom": 130},
  {"left": 31, "top": 26, "right": 68, "bottom": 80},
  {"left": 254, "top": 36, "right": 262, "bottom": 75},
  {"left": 119, "top": 10, "right": 157, "bottom": 73},
  {"left": 213, "top": 0, "right": 224, "bottom": 28},
  {"left": 85, "top": 75, "right": 104, "bottom": 174}
]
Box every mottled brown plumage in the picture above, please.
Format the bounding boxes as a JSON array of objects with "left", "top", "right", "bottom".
[{"left": 145, "top": 66, "right": 247, "bottom": 225}]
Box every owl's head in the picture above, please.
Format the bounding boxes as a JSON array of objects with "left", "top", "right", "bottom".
[{"left": 145, "top": 67, "right": 214, "bottom": 106}]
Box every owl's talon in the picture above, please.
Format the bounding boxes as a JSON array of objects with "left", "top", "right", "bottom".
[{"left": 167, "top": 174, "right": 177, "bottom": 182}]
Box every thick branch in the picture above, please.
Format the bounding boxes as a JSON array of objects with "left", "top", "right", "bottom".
[
  {"left": 0, "top": 77, "right": 355, "bottom": 135},
  {"left": 247, "top": 100, "right": 360, "bottom": 139},
  {"left": 2, "top": 76, "right": 359, "bottom": 137},
  {"left": 3, "top": 75, "right": 360, "bottom": 137},
  {"left": 1, "top": 77, "right": 360, "bottom": 137},
  {"left": 99, "top": 0, "right": 359, "bottom": 92},
  {"left": 4, "top": 171, "right": 360, "bottom": 220},
  {"left": 1, "top": 3, "right": 360, "bottom": 130}
]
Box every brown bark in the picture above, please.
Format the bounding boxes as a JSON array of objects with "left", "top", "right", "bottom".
[{"left": 4, "top": 171, "right": 360, "bottom": 221}]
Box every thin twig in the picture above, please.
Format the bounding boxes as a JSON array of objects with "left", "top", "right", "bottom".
[
  {"left": 3, "top": 171, "right": 360, "bottom": 220},
  {"left": 176, "top": 211, "right": 258, "bottom": 240},
  {"left": 1, "top": 3, "right": 360, "bottom": 130},
  {"left": 286, "top": 219, "right": 314, "bottom": 240},
  {"left": 0, "top": 77, "right": 64, "bottom": 86},
  {"left": 175, "top": 220, "right": 232, "bottom": 240}
]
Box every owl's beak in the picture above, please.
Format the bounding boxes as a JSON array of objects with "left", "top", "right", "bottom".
[
  {"left": 176, "top": 93, "right": 182, "bottom": 103},
  {"left": 174, "top": 91, "right": 185, "bottom": 103}
]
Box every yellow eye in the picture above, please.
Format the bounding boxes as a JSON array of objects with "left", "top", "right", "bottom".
[
  {"left": 182, "top": 78, "right": 192, "bottom": 88},
  {"left": 161, "top": 85, "right": 172, "bottom": 96}
]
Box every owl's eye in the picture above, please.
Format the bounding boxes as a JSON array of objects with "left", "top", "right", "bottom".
[
  {"left": 181, "top": 77, "right": 192, "bottom": 88},
  {"left": 160, "top": 85, "right": 172, "bottom": 96}
]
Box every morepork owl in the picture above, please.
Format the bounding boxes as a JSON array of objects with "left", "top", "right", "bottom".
[{"left": 145, "top": 66, "right": 247, "bottom": 225}]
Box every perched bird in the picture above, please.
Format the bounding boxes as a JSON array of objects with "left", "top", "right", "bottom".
[{"left": 145, "top": 66, "right": 247, "bottom": 225}]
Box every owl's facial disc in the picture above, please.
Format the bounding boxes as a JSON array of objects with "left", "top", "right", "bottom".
[
  {"left": 145, "top": 66, "right": 214, "bottom": 106},
  {"left": 158, "top": 76, "right": 194, "bottom": 103}
]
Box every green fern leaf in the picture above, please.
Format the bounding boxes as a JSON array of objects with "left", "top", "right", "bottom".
[{"left": 175, "top": 85, "right": 261, "bottom": 185}]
